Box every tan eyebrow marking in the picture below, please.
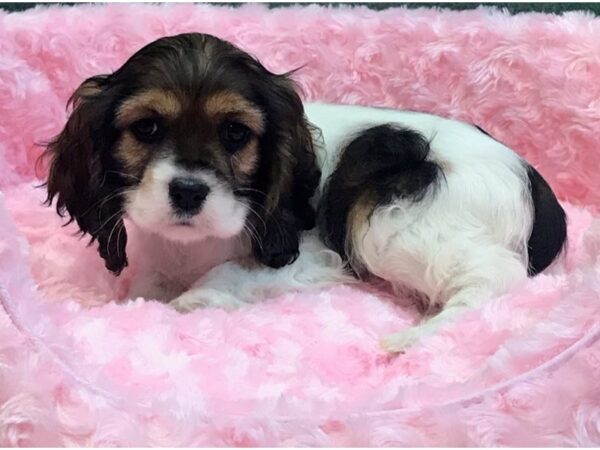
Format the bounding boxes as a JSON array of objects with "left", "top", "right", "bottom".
[
  {"left": 204, "top": 90, "right": 265, "bottom": 134},
  {"left": 115, "top": 133, "right": 150, "bottom": 173},
  {"left": 231, "top": 139, "right": 259, "bottom": 179},
  {"left": 116, "top": 89, "right": 181, "bottom": 126}
]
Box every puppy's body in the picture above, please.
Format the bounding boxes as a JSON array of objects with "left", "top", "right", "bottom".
[
  {"left": 158, "top": 103, "right": 564, "bottom": 338},
  {"left": 44, "top": 33, "right": 566, "bottom": 352},
  {"left": 309, "top": 103, "right": 562, "bottom": 349},
  {"left": 164, "top": 103, "right": 564, "bottom": 349},
  {"left": 312, "top": 102, "right": 533, "bottom": 301}
]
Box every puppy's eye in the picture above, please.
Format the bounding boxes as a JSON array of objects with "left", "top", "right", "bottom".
[
  {"left": 221, "top": 121, "right": 251, "bottom": 152},
  {"left": 131, "top": 118, "right": 163, "bottom": 143}
]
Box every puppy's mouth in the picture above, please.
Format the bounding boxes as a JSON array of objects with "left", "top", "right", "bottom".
[
  {"left": 173, "top": 219, "right": 194, "bottom": 227},
  {"left": 161, "top": 215, "right": 209, "bottom": 241}
]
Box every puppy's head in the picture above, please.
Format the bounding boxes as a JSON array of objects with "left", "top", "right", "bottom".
[{"left": 43, "top": 33, "right": 319, "bottom": 275}]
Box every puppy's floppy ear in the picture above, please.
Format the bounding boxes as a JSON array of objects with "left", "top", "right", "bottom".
[
  {"left": 42, "top": 75, "right": 129, "bottom": 275},
  {"left": 252, "top": 72, "right": 321, "bottom": 268}
]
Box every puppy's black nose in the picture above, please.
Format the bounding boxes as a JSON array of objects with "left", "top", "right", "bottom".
[{"left": 169, "top": 178, "right": 210, "bottom": 214}]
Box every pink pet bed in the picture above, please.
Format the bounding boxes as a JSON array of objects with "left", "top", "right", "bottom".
[{"left": 1, "top": 4, "right": 600, "bottom": 446}]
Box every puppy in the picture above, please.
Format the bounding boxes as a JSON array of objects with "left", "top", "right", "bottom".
[{"left": 43, "top": 33, "right": 567, "bottom": 352}]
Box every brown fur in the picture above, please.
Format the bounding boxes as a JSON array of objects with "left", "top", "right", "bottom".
[
  {"left": 346, "top": 192, "right": 377, "bottom": 275},
  {"left": 72, "top": 77, "right": 106, "bottom": 99},
  {"left": 116, "top": 89, "right": 181, "bottom": 127},
  {"left": 231, "top": 140, "right": 259, "bottom": 179},
  {"left": 204, "top": 91, "right": 265, "bottom": 134},
  {"left": 115, "top": 133, "right": 152, "bottom": 178}
]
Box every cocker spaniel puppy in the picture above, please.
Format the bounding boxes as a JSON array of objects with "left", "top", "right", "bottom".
[{"left": 43, "top": 33, "right": 566, "bottom": 352}]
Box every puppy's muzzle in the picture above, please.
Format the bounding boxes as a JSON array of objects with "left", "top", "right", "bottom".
[{"left": 169, "top": 177, "right": 210, "bottom": 215}]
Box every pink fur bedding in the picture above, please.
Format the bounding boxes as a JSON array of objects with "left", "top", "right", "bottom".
[{"left": 1, "top": 3, "right": 600, "bottom": 446}]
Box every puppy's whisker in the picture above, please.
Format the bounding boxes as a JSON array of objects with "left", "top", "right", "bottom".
[
  {"left": 92, "top": 209, "right": 123, "bottom": 236},
  {"left": 248, "top": 200, "right": 287, "bottom": 241},
  {"left": 244, "top": 200, "right": 288, "bottom": 241},
  {"left": 233, "top": 188, "right": 267, "bottom": 198},
  {"left": 245, "top": 203, "right": 267, "bottom": 232},
  {"left": 250, "top": 205, "right": 287, "bottom": 247},
  {"left": 246, "top": 199, "right": 270, "bottom": 212},
  {"left": 100, "top": 171, "right": 140, "bottom": 188},
  {"left": 106, "top": 218, "right": 122, "bottom": 257},
  {"left": 242, "top": 225, "right": 257, "bottom": 249},
  {"left": 246, "top": 199, "right": 284, "bottom": 223},
  {"left": 116, "top": 222, "right": 125, "bottom": 258},
  {"left": 80, "top": 187, "right": 131, "bottom": 219},
  {"left": 106, "top": 170, "right": 142, "bottom": 183},
  {"left": 243, "top": 220, "right": 263, "bottom": 253}
]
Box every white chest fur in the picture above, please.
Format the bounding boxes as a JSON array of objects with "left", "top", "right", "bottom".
[{"left": 126, "top": 222, "right": 250, "bottom": 300}]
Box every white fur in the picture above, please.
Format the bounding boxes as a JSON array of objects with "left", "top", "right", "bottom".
[
  {"left": 169, "top": 230, "right": 352, "bottom": 312},
  {"left": 124, "top": 157, "right": 248, "bottom": 243},
  {"left": 307, "top": 103, "right": 533, "bottom": 351},
  {"left": 125, "top": 103, "right": 536, "bottom": 352}
]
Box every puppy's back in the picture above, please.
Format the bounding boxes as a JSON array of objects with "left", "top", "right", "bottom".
[{"left": 307, "top": 102, "right": 566, "bottom": 310}]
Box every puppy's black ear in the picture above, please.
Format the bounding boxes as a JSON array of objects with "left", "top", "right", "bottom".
[
  {"left": 252, "top": 73, "right": 321, "bottom": 268},
  {"left": 42, "top": 75, "right": 129, "bottom": 275}
]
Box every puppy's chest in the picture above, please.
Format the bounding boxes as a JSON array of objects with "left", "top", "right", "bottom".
[{"left": 143, "top": 235, "right": 249, "bottom": 287}]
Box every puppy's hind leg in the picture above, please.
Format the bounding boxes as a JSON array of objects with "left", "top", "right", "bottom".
[
  {"left": 379, "top": 246, "right": 528, "bottom": 353},
  {"left": 380, "top": 287, "right": 490, "bottom": 352}
]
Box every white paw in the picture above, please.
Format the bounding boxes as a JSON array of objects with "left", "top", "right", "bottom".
[
  {"left": 169, "top": 289, "right": 247, "bottom": 313},
  {"left": 169, "top": 291, "right": 209, "bottom": 313},
  {"left": 379, "top": 328, "right": 421, "bottom": 353}
]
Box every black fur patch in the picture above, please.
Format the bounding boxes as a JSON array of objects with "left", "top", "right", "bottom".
[
  {"left": 474, "top": 124, "right": 567, "bottom": 275},
  {"left": 317, "top": 124, "right": 441, "bottom": 264},
  {"left": 253, "top": 207, "right": 301, "bottom": 268},
  {"left": 525, "top": 164, "right": 567, "bottom": 275}
]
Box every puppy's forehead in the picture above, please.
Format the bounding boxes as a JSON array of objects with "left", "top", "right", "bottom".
[
  {"left": 120, "top": 35, "right": 259, "bottom": 96},
  {"left": 112, "top": 34, "right": 267, "bottom": 131}
]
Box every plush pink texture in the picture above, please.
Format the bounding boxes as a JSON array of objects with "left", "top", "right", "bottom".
[{"left": 1, "top": 3, "right": 600, "bottom": 446}]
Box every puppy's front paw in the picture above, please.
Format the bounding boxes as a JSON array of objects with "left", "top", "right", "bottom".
[
  {"left": 379, "top": 328, "right": 421, "bottom": 354},
  {"left": 170, "top": 289, "right": 246, "bottom": 313},
  {"left": 170, "top": 291, "right": 209, "bottom": 313}
]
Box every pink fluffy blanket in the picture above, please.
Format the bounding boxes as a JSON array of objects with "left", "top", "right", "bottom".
[{"left": 1, "top": 3, "right": 600, "bottom": 446}]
